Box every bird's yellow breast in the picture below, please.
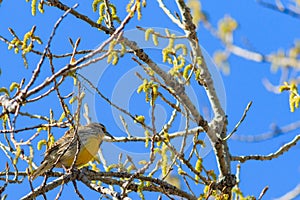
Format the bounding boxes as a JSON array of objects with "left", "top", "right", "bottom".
[{"left": 62, "top": 136, "right": 101, "bottom": 167}]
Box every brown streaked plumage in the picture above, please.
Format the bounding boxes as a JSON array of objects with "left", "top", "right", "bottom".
[{"left": 31, "top": 123, "right": 113, "bottom": 180}]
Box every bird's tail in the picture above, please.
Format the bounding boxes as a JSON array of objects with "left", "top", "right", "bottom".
[{"left": 30, "top": 162, "right": 52, "bottom": 180}]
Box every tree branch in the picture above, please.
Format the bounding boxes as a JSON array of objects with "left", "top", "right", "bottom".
[
  {"left": 20, "top": 173, "right": 76, "bottom": 200},
  {"left": 231, "top": 134, "right": 300, "bottom": 162},
  {"left": 175, "top": 0, "right": 231, "bottom": 182},
  {"left": 22, "top": 4, "right": 78, "bottom": 99},
  {"left": 223, "top": 101, "right": 252, "bottom": 141}
]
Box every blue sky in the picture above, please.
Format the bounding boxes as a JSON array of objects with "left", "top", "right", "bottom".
[{"left": 0, "top": 0, "right": 300, "bottom": 199}]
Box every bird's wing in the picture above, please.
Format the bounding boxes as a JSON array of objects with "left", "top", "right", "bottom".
[
  {"left": 43, "top": 129, "right": 75, "bottom": 161},
  {"left": 31, "top": 127, "right": 84, "bottom": 180}
]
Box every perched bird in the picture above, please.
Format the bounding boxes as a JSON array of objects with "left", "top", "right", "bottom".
[{"left": 31, "top": 123, "right": 114, "bottom": 180}]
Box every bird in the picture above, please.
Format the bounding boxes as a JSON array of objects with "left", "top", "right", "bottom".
[{"left": 31, "top": 122, "right": 114, "bottom": 180}]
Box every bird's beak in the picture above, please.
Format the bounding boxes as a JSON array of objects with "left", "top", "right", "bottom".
[{"left": 104, "top": 131, "right": 115, "bottom": 140}]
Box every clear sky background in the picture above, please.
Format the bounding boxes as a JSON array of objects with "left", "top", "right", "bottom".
[{"left": 0, "top": 0, "right": 300, "bottom": 199}]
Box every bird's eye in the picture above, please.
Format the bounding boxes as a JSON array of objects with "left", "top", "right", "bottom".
[{"left": 100, "top": 123, "right": 106, "bottom": 132}]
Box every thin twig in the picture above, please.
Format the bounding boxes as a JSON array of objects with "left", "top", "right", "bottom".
[
  {"left": 78, "top": 172, "right": 123, "bottom": 200},
  {"left": 223, "top": 101, "right": 252, "bottom": 141},
  {"left": 54, "top": 184, "right": 64, "bottom": 200},
  {"left": 70, "top": 82, "right": 83, "bottom": 171},
  {"left": 231, "top": 134, "right": 300, "bottom": 162},
  {"left": 179, "top": 106, "right": 189, "bottom": 154},
  {"left": 22, "top": 4, "right": 79, "bottom": 97},
  {"left": 121, "top": 102, "right": 157, "bottom": 197},
  {"left": 160, "top": 101, "right": 180, "bottom": 135},
  {"left": 0, "top": 121, "right": 69, "bottom": 134},
  {"left": 76, "top": 73, "right": 153, "bottom": 131},
  {"left": 25, "top": 76, "right": 65, "bottom": 103},
  {"left": 20, "top": 173, "right": 76, "bottom": 200},
  {"left": 70, "top": 38, "right": 81, "bottom": 64},
  {"left": 24, "top": 23, "right": 121, "bottom": 99},
  {"left": 49, "top": 51, "right": 74, "bottom": 126},
  {"left": 157, "top": 0, "right": 185, "bottom": 29},
  {"left": 119, "top": 115, "right": 132, "bottom": 137},
  {"left": 162, "top": 139, "right": 209, "bottom": 185},
  {"left": 72, "top": 180, "right": 85, "bottom": 200},
  {"left": 0, "top": 163, "right": 9, "bottom": 197},
  {"left": 182, "top": 176, "right": 196, "bottom": 197},
  {"left": 258, "top": 186, "right": 269, "bottom": 200}
]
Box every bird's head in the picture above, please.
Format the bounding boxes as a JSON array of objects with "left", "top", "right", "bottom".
[{"left": 88, "top": 122, "right": 114, "bottom": 140}]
